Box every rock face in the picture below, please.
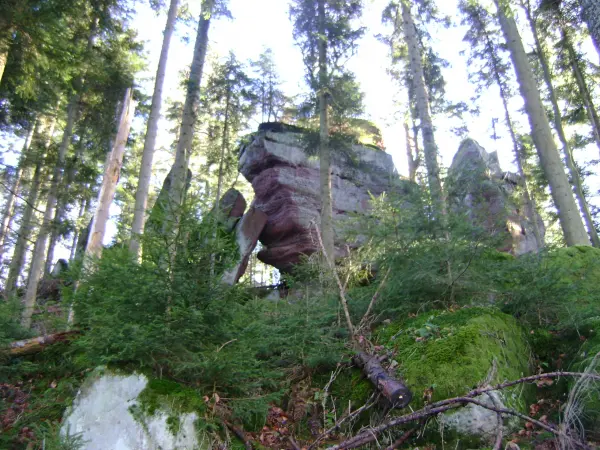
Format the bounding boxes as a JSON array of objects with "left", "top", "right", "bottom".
[
  {"left": 61, "top": 369, "right": 206, "bottom": 450},
  {"left": 239, "top": 124, "right": 404, "bottom": 272},
  {"left": 447, "top": 139, "right": 545, "bottom": 255},
  {"left": 221, "top": 206, "right": 268, "bottom": 285}
]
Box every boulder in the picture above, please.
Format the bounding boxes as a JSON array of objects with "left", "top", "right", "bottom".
[
  {"left": 378, "top": 307, "right": 532, "bottom": 445},
  {"left": 447, "top": 139, "right": 545, "bottom": 255},
  {"left": 61, "top": 368, "right": 208, "bottom": 450},
  {"left": 213, "top": 188, "right": 246, "bottom": 232},
  {"left": 239, "top": 123, "right": 406, "bottom": 272}
]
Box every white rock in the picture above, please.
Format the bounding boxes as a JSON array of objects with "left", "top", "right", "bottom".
[{"left": 61, "top": 369, "right": 206, "bottom": 450}]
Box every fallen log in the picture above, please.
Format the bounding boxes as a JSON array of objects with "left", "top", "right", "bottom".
[
  {"left": 353, "top": 352, "right": 412, "bottom": 408},
  {"left": 6, "top": 330, "right": 81, "bottom": 357}
]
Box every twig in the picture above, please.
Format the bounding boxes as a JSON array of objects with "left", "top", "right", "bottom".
[
  {"left": 308, "top": 393, "right": 379, "bottom": 450},
  {"left": 288, "top": 436, "right": 302, "bottom": 450},
  {"left": 216, "top": 339, "right": 238, "bottom": 352},
  {"left": 384, "top": 427, "right": 416, "bottom": 450},
  {"left": 312, "top": 221, "right": 355, "bottom": 337},
  {"left": 326, "top": 368, "right": 600, "bottom": 450},
  {"left": 358, "top": 267, "right": 391, "bottom": 331},
  {"left": 223, "top": 420, "right": 253, "bottom": 450}
]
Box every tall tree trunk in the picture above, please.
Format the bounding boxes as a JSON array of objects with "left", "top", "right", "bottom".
[
  {"left": 494, "top": 0, "right": 590, "bottom": 247},
  {"left": 164, "top": 0, "right": 213, "bottom": 249},
  {"left": 523, "top": 14, "right": 600, "bottom": 246},
  {"left": 404, "top": 121, "right": 417, "bottom": 183},
  {"left": 400, "top": 1, "right": 446, "bottom": 219},
  {"left": 581, "top": 0, "right": 600, "bottom": 60},
  {"left": 85, "top": 88, "right": 135, "bottom": 259},
  {"left": 0, "top": 119, "right": 36, "bottom": 257},
  {"left": 562, "top": 29, "right": 600, "bottom": 158},
  {"left": 21, "top": 99, "right": 79, "bottom": 328},
  {"left": 0, "top": 26, "right": 10, "bottom": 86},
  {"left": 318, "top": 0, "right": 335, "bottom": 260},
  {"left": 129, "top": 0, "right": 180, "bottom": 261},
  {"left": 6, "top": 117, "right": 56, "bottom": 295}
]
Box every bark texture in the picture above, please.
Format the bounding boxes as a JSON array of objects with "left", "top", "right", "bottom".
[
  {"left": 495, "top": 0, "right": 590, "bottom": 246},
  {"left": 129, "top": 0, "right": 180, "bottom": 260},
  {"left": 318, "top": 0, "right": 335, "bottom": 260},
  {"left": 404, "top": 121, "right": 418, "bottom": 183},
  {"left": 353, "top": 352, "right": 412, "bottom": 408},
  {"left": 85, "top": 88, "right": 135, "bottom": 259},
  {"left": 21, "top": 100, "right": 78, "bottom": 328},
  {"left": 400, "top": 1, "right": 446, "bottom": 219}
]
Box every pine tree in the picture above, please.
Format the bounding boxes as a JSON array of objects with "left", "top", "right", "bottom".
[
  {"left": 290, "top": 0, "right": 364, "bottom": 260},
  {"left": 251, "top": 48, "right": 286, "bottom": 123},
  {"left": 129, "top": 0, "right": 180, "bottom": 261},
  {"left": 493, "top": 0, "right": 590, "bottom": 246},
  {"left": 460, "top": 0, "right": 544, "bottom": 249}
]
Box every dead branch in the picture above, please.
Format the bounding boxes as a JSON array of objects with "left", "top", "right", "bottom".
[
  {"left": 312, "top": 222, "right": 355, "bottom": 337},
  {"left": 326, "top": 368, "right": 600, "bottom": 450},
  {"left": 308, "top": 393, "right": 379, "bottom": 450},
  {"left": 223, "top": 420, "right": 253, "bottom": 450},
  {"left": 384, "top": 427, "right": 416, "bottom": 450},
  {"left": 353, "top": 352, "right": 412, "bottom": 408},
  {"left": 358, "top": 267, "right": 391, "bottom": 332},
  {"left": 6, "top": 330, "right": 81, "bottom": 356}
]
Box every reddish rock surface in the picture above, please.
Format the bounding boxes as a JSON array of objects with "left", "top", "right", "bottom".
[{"left": 239, "top": 126, "right": 403, "bottom": 272}]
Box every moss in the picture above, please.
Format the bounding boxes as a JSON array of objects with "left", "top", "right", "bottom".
[{"left": 378, "top": 307, "right": 532, "bottom": 410}]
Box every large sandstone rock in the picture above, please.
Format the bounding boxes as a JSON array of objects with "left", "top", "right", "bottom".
[
  {"left": 447, "top": 139, "right": 545, "bottom": 255},
  {"left": 61, "top": 369, "right": 207, "bottom": 450},
  {"left": 239, "top": 124, "right": 404, "bottom": 272}
]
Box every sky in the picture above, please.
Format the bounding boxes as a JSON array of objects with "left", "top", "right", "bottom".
[{"left": 3, "top": 0, "right": 600, "bottom": 271}]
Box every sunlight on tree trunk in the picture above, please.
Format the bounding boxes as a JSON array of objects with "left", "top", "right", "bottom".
[
  {"left": 400, "top": 1, "right": 446, "bottom": 220},
  {"left": 494, "top": 0, "right": 590, "bottom": 247},
  {"left": 581, "top": 0, "right": 600, "bottom": 61},
  {"left": 318, "top": 0, "right": 335, "bottom": 260},
  {"left": 85, "top": 88, "right": 136, "bottom": 260},
  {"left": 129, "top": 0, "right": 180, "bottom": 261}
]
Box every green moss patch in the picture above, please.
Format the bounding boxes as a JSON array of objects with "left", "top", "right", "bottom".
[{"left": 379, "top": 307, "right": 532, "bottom": 410}]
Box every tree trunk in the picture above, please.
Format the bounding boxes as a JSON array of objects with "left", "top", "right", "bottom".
[
  {"left": 494, "top": 0, "right": 590, "bottom": 247},
  {"left": 478, "top": 8, "right": 543, "bottom": 249},
  {"left": 400, "top": 1, "right": 446, "bottom": 219},
  {"left": 581, "top": 0, "right": 600, "bottom": 61},
  {"left": 0, "top": 28, "right": 10, "bottom": 86},
  {"left": 525, "top": 17, "right": 600, "bottom": 246},
  {"left": 0, "top": 119, "right": 36, "bottom": 258},
  {"left": 353, "top": 352, "right": 412, "bottom": 408},
  {"left": 6, "top": 117, "right": 56, "bottom": 295},
  {"left": 21, "top": 99, "right": 78, "bottom": 328},
  {"left": 129, "top": 0, "right": 180, "bottom": 261},
  {"left": 7, "top": 330, "right": 81, "bottom": 357},
  {"left": 164, "top": 0, "right": 213, "bottom": 247},
  {"left": 317, "top": 0, "right": 335, "bottom": 260},
  {"left": 404, "top": 122, "right": 417, "bottom": 183},
  {"left": 85, "top": 88, "right": 135, "bottom": 259},
  {"left": 69, "top": 198, "right": 87, "bottom": 261},
  {"left": 562, "top": 29, "right": 600, "bottom": 158}
]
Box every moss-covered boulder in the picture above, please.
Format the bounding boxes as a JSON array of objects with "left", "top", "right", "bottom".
[
  {"left": 61, "top": 367, "right": 211, "bottom": 450},
  {"left": 378, "top": 307, "right": 532, "bottom": 444}
]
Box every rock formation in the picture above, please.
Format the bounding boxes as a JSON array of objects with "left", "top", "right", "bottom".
[
  {"left": 239, "top": 123, "right": 407, "bottom": 273},
  {"left": 447, "top": 139, "right": 545, "bottom": 255}
]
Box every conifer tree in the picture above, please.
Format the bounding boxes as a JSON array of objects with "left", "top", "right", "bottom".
[
  {"left": 493, "top": 0, "right": 590, "bottom": 247},
  {"left": 129, "top": 0, "right": 180, "bottom": 260},
  {"left": 461, "top": 0, "right": 544, "bottom": 249},
  {"left": 290, "top": 0, "right": 364, "bottom": 259},
  {"left": 251, "top": 48, "right": 286, "bottom": 123}
]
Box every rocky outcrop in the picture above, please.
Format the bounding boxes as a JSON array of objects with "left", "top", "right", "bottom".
[
  {"left": 239, "top": 124, "right": 407, "bottom": 272},
  {"left": 61, "top": 369, "right": 207, "bottom": 450},
  {"left": 447, "top": 139, "right": 545, "bottom": 255}
]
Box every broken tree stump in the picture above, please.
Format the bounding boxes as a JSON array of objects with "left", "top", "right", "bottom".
[{"left": 353, "top": 351, "right": 412, "bottom": 408}]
